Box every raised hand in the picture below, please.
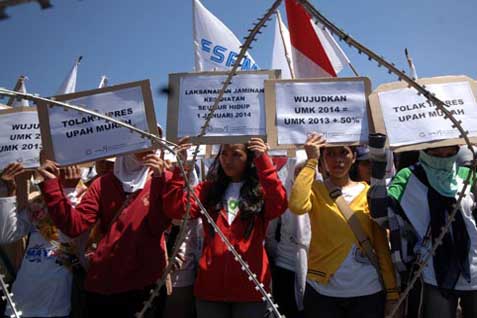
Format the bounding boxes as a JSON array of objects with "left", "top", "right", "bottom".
[
  {"left": 0, "top": 162, "right": 25, "bottom": 196},
  {"left": 143, "top": 154, "right": 165, "bottom": 177},
  {"left": 60, "top": 165, "right": 82, "bottom": 188},
  {"left": 1, "top": 163, "right": 25, "bottom": 182},
  {"left": 175, "top": 136, "right": 192, "bottom": 163},
  {"left": 304, "top": 132, "right": 327, "bottom": 160},
  {"left": 37, "top": 160, "right": 60, "bottom": 180},
  {"left": 247, "top": 137, "right": 269, "bottom": 157}
]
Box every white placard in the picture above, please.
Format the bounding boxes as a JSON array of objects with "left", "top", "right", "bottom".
[
  {"left": 378, "top": 81, "right": 477, "bottom": 147},
  {"left": 48, "top": 86, "right": 152, "bottom": 165},
  {"left": 177, "top": 74, "right": 267, "bottom": 137},
  {"left": 0, "top": 111, "right": 41, "bottom": 170},
  {"left": 275, "top": 80, "right": 368, "bottom": 144}
]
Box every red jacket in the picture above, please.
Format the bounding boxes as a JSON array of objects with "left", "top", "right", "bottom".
[
  {"left": 164, "top": 154, "right": 287, "bottom": 302},
  {"left": 40, "top": 171, "right": 172, "bottom": 294}
]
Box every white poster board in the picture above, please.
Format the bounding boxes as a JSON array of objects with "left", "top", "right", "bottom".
[
  {"left": 167, "top": 70, "right": 280, "bottom": 144},
  {"left": 266, "top": 77, "right": 371, "bottom": 148},
  {"left": 38, "top": 80, "right": 157, "bottom": 165},
  {"left": 370, "top": 76, "right": 477, "bottom": 151},
  {"left": 0, "top": 107, "right": 41, "bottom": 170}
]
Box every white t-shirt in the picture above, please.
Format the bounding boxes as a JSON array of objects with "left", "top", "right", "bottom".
[
  {"left": 223, "top": 182, "right": 244, "bottom": 225},
  {"left": 0, "top": 193, "right": 75, "bottom": 317},
  {"left": 308, "top": 182, "right": 383, "bottom": 298},
  {"left": 5, "top": 229, "right": 73, "bottom": 317}
]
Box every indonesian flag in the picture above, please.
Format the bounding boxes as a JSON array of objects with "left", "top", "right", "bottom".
[
  {"left": 193, "top": 0, "right": 258, "bottom": 71},
  {"left": 56, "top": 56, "right": 82, "bottom": 94},
  {"left": 285, "top": 0, "right": 350, "bottom": 78}
]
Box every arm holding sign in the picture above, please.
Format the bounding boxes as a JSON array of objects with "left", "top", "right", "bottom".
[
  {"left": 163, "top": 138, "right": 206, "bottom": 220},
  {"left": 38, "top": 160, "right": 100, "bottom": 238},
  {"left": 0, "top": 163, "right": 34, "bottom": 244},
  {"left": 288, "top": 133, "right": 325, "bottom": 215},
  {"left": 0, "top": 163, "right": 24, "bottom": 197}
]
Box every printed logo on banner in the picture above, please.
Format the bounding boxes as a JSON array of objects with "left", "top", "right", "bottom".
[
  {"left": 377, "top": 81, "right": 477, "bottom": 147},
  {"left": 200, "top": 38, "right": 259, "bottom": 71}
]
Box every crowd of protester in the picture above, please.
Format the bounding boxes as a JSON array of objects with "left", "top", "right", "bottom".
[{"left": 0, "top": 133, "right": 476, "bottom": 318}]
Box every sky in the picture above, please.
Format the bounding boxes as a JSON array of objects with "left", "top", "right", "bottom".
[{"left": 1, "top": 0, "right": 476, "bottom": 128}]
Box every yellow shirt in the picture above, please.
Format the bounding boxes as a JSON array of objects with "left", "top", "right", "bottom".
[{"left": 288, "top": 159, "right": 399, "bottom": 300}]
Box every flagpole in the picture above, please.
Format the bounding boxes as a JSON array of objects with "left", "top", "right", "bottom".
[
  {"left": 275, "top": 10, "right": 296, "bottom": 79},
  {"left": 348, "top": 62, "right": 360, "bottom": 77},
  {"left": 405, "top": 48, "right": 418, "bottom": 80}
]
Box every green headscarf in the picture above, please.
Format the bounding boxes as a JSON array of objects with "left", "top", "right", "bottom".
[{"left": 418, "top": 150, "right": 459, "bottom": 197}]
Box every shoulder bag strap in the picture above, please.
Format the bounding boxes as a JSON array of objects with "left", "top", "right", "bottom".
[{"left": 324, "top": 179, "right": 385, "bottom": 287}]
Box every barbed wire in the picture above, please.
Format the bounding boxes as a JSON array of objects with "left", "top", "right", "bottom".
[
  {"left": 0, "top": 273, "right": 22, "bottom": 318},
  {"left": 137, "top": 1, "right": 285, "bottom": 317},
  {"left": 296, "top": 1, "right": 477, "bottom": 317}
]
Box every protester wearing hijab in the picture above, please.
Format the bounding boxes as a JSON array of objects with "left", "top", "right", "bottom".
[
  {"left": 37, "top": 149, "right": 174, "bottom": 317},
  {"left": 369, "top": 141, "right": 477, "bottom": 318}
]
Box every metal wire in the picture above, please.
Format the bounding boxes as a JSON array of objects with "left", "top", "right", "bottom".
[
  {"left": 296, "top": 1, "right": 477, "bottom": 317},
  {"left": 138, "top": 1, "right": 284, "bottom": 316},
  {"left": 0, "top": 273, "right": 22, "bottom": 318}
]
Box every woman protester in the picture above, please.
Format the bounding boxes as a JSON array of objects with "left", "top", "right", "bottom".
[
  {"left": 0, "top": 162, "right": 82, "bottom": 318},
  {"left": 37, "top": 149, "right": 173, "bottom": 317},
  {"left": 164, "top": 138, "right": 287, "bottom": 318},
  {"left": 288, "top": 132, "right": 399, "bottom": 318},
  {"left": 368, "top": 134, "right": 477, "bottom": 318}
]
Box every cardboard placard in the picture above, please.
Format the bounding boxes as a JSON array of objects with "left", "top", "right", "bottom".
[
  {"left": 0, "top": 107, "right": 41, "bottom": 170},
  {"left": 369, "top": 76, "right": 477, "bottom": 152},
  {"left": 167, "top": 70, "right": 280, "bottom": 144},
  {"left": 266, "top": 77, "right": 371, "bottom": 149},
  {"left": 37, "top": 80, "right": 158, "bottom": 166}
]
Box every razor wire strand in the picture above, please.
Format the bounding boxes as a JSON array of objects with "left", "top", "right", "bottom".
[
  {"left": 0, "top": 272, "right": 22, "bottom": 318},
  {"left": 297, "top": 1, "right": 477, "bottom": 317},
  {"left": 138, "top": 1, "right": 285, "bottom": 317}
]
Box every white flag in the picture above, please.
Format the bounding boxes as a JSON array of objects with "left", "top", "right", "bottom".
[
  {"left": 98, "top": 75, "right": 109, "bottom": 88},
  {"left": 11, "top": 76, "right": 30, "bottom": 107},
  {"left": 57, "top": 56, "right": 82, "bottom": 94},
  {"left": 193, "top": 0, "right": 258, "bottom": 71},
  {"left": 271, "top": 11, "right": 294, "bottom": 79}
]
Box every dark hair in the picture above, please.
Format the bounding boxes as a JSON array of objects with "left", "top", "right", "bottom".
[
  {"left": 205, "top": 144, "right": 264, "bottom": 238},
  {"left": 320, "top": 145, "right": 357, "bottom": 177}
]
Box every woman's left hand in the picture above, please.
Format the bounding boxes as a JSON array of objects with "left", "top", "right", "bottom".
[
  {"left": 143, "top": 154, "right": 165, "bottom": 177},
  {"left": 60, "top": 165, "right": 82, "bottom": 188},
  {"left": 247, "top": 138, "right": 269, "bottom": 157}
]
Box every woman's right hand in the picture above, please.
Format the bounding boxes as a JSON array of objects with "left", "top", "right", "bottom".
[
  {"left": 1, "top": 162, "right": 25, "bottom": 183},
  {"left": 304, "top": 132, "right": 327, "bottom": 160},
  {"left": 37, "top": 160, "right": 60, "bottom": 180},
  {"left": 175, "top": 136, "right": 192, "bottom": 163},
  {"left": 1, "top": 163, "right": 25, "bottom": 196}
]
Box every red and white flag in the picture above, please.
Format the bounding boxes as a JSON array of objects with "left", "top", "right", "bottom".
[{"left": 285, "top": 0, "right": 350, "bottom": 78}]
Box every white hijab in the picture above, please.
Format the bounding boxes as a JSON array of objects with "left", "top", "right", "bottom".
[{"left": 113, "top": 153, "right": 150, "bottom": 193}]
